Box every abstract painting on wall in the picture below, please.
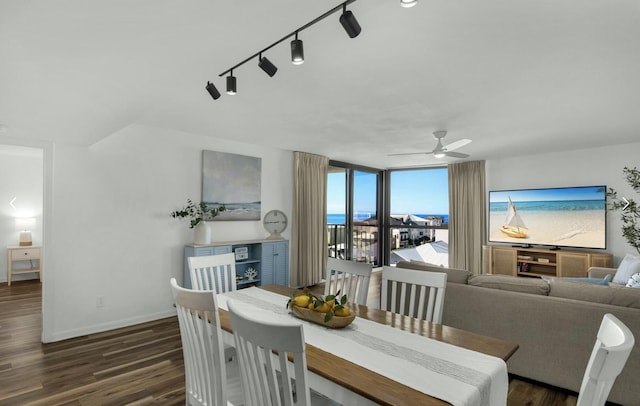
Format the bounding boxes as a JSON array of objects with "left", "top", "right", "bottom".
[{"left": 202, "top": 150, "right": 261, "bottom": 221}]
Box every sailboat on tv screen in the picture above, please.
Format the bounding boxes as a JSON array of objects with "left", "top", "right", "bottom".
[{"left": 500, "top": 197, "right": 528, "bottom": 238}]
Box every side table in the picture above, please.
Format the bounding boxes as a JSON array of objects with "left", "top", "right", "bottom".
[{"left": 6, "top": 245, "right": 42, "bottom": 286}]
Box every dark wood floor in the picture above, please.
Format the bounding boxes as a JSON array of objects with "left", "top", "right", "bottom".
[{"left": 0, "top": 279, "right": 579, "bottom": 405}]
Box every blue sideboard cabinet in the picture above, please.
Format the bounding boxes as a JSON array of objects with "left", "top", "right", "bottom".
[{"left": 183, "top": 239, "right": 289, "bottom": 289}]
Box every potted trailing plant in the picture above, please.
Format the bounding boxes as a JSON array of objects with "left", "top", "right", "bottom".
[
  {"left": 607, "top": 166, "right": 640, "bottom": 254},
  {"left": 170, "top": 199, "right": 226, "bottom": 244}
]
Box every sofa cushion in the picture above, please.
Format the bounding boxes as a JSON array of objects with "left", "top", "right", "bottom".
[
  {"left": 612, "top": 254, "right": 640, "bottom": 285},
  {"left": 468, "top": 274, "right": 550, "bottom": 295},
  {"left": 542, "top": 275, "right": 612, "bottom": 286},
  {"left": 395, "top": 261, "right": 471, "bottom": 284},
  {"left": 549, "top": 279, "right": 640, "bottom": 309}
]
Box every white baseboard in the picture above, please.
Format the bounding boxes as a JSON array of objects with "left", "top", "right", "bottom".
[{"left": 45, "top": 308, "right": 177, "bottom": 343}]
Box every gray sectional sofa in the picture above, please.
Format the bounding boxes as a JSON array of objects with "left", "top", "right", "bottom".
[{"left": 395, "top": 260, "right": 640, "bottom": 406}]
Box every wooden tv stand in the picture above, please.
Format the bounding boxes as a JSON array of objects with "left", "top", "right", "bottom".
[{"left": 485, "top": 245, "right": 613, "bottom": 278}]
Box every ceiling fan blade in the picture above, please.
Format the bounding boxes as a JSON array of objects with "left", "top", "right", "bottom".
[
  {"left": 445, "top": 151, "right": 469, "bottom": 158},
  {"left": 443, "top": 138, "right": 472, "bottom": 152},
  {"left": 388, "top": 151, "right": 433, "bottom": 156}
]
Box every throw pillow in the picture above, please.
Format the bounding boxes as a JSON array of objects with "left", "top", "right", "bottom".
[
  {"left": 543, "top": 275, "right": 612, "bottom": 286},
  {"left": 626, "top": 272, "right": 640, "bottom": 288},
  {"left": 612, "top": 254, "right": 640, "bottom": 285}
]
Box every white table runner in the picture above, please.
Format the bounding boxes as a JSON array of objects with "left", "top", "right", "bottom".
[{"left": 218, "top": 287, "right": 508, "bottom": 406}]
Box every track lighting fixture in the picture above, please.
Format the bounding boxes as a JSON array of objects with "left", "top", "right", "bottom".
[
  {"left": 226, "top": 72, "right": 236, "bottom": 95},
  {"left": 258, "top": 54, "right": 278, "bottom": 77},
  {"left": 291, "top": 32, "right": 304, "bottom": 65},
  {"left": 339, "top": 4, "right": 361, "bottom": 38},
  {"left": 210, "top": 0, "right": 383, "bottom": 100},
  {"left": 205, "top": 81, "right": 220, "bottom": 100},
  {"left": 400, "top": 0, "right": 418, "bottom": 8}
]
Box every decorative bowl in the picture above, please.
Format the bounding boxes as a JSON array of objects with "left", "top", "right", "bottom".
[{"left": 289, "top": 304, "right": 355, "bottom": 329}]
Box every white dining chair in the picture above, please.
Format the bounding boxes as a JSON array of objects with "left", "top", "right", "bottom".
[
  {"left": 576, "top": 313, "right": 635, "bottom": 406},
  {"left": 227, "top": 300, "right": 338, "bottom": 406},
  {"left": 170, "top": 278, "right": 243, "bottom": 406},
  {"left": 380, "top": 266, "right": 447, "bottom": 323},
  {"left": 188, "top": 252, "right": 237, "bottom": 293},
  {"left": 324, "top": 257, "right": 373, "bottom": 306}
]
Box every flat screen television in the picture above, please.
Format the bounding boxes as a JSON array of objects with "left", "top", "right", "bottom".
[{"left": 488, "top": 185, "right": 607, "bottom": 249}]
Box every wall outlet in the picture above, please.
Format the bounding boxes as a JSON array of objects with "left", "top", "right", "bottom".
[{"left": 96, "top": 296, "right": 105, "bottom": 308}]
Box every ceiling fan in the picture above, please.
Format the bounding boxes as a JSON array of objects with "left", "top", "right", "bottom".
[{"left": 389, "top": 131, "right": 472, "bottom": 159}]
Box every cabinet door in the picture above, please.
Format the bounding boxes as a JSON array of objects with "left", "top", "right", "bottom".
[
  {"left": 491, "top": 247, "right": 517, "bottom": 276},
  {"left": 557, "top": 252, "right": 589, "bottom": 277},
  {"left": 590, "top": 253, "right": 613, "bottom": 268},
  {"left": 273, "top": 241, "right": 289, "bottom": 286},
  {"left": 261, "top": 241, "right": 289, "bottom": 286}
]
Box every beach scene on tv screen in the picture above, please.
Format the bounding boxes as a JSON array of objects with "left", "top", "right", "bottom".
[{"left": 489, "top": 186, "right": 606, "bottom": 249}]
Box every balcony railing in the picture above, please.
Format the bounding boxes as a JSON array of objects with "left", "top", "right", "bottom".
[{"left": 327, "top": 224, "right": 378, "bottom": 264}]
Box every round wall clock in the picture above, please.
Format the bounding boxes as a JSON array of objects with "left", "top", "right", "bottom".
[{"left": 263, "top": 209, "right": 288, "bottom": 240}]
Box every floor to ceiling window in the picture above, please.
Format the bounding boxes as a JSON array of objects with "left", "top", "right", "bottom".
[
  {"left": 327, "top": 163, "right": 448, "bottom": 267},
  {"left": 327, "top": 163, "right": 381, "bottom": 265},
  {"left": 387, "top": 167, "right": 449, "bottom": 266}
]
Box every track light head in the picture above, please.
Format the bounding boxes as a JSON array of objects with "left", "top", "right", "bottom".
[
  {"left": 339, "top": 7, "right": 361, "bottom": 38},
  {"left": 291, "top": 33, "right": 304, "bottom": 65},
  {"left": 205, "top": 81, "right": 220, "bottom": 100},
  {"left": 400, "top": 0, "right": 418, "bottom": 8},
  {"left": 226, "top": 74, "right": 236, "bottom": 95},
  {"left": 258, "top": 55, "right": 278, "bottom": 77}
]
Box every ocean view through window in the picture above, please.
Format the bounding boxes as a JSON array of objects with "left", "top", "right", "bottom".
[{"left": 327, "top": 164, "right": 449, "bottom": 267}]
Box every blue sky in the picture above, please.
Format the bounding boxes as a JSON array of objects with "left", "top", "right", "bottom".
[{"left": 327, "top": 168, "right": 449, "bottom": 215}]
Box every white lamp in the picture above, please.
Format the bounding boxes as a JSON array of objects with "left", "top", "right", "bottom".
[
  {"left": 19, "top": 230, "right": 32, "bottom": 246},
  {"left": 15, "top": 217, "right": 36, "bottom": 246}
]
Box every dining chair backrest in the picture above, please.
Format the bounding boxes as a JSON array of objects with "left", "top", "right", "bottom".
[
  {"left": 577, "top": 313, "right": 635, "bottom": 406},
  {"left": 227, "top": 299, "right": 312, "bottom": 406},
  {"left": 188, "top": 252, "right": 237, "bottom": 292},
  {"left": 324, "top": 257, "right": 373, "bottom": 306},
  {"left": 380, "top": 266, "right": 447, "bottom": 323},
  {"left": 170, "top": 278, "right": 236, "bottom": 406}
]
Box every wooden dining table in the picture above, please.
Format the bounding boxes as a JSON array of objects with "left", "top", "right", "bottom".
[{"left": 217, "top": 285, "right": 519, "bottom": 406}]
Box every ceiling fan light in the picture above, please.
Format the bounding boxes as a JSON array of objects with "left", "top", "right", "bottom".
[
  {"left": 400, "top": 0, "right": 418, "bottom": 8},
  {"left": 434, "top": 151, "right": 446, "bottom": 158}
]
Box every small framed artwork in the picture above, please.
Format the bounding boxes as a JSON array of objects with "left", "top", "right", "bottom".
[{"left": 235, "top": 246, "right": 249, "bottom": 261}]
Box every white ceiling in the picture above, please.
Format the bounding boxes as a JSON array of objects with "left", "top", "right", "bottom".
[{"left": 1, "top": 0, "right": 639, "bottom": 169}]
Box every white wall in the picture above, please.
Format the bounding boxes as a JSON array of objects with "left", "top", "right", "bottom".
[
  {"left": 486, "top": 141, "right": 640, "bottom": 263},
  {"left": 4, "top": 130, "right": 636, "bottom": 342},
  {"left": 0, "top": 145, "right": 43, "bottom": 283},
  {"left": 44, "top": 124, "right": 293, "bottom": 342}
]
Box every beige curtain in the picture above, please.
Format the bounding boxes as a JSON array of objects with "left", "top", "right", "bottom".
[
  {"left": 448, "top": 160, "right": 486, "bottom": 275},
  {"left": 291, "top": 152, "right": 329, "bottom": 287}
]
